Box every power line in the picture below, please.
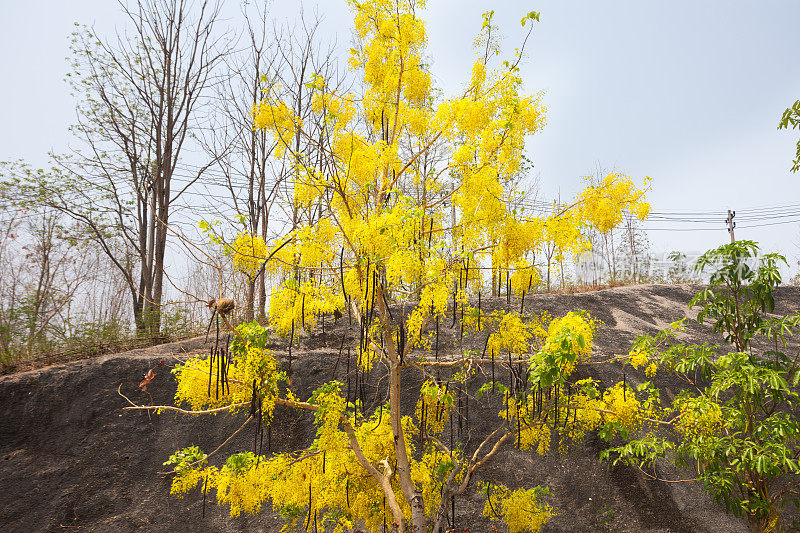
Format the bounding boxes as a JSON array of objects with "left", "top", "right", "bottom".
[{"left": 517, "top": 197, "right": 800, "bottom": 230}]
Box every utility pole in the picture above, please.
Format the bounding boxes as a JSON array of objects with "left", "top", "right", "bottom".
[{"left": 726, "top": 209, "right": 736, "bottom": 243}]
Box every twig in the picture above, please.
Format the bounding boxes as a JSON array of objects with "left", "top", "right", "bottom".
[
  {"left": 637, "top": 465, "right": 698, "bottom": 483},
  {"left": 158, "top": 415, "right": 254, "bottom": 475},
  {"left": 118, "top": 385, "right": 247, "bottom": 415},
  {"left": 287, "top": 450, "right": 324, "bottom": 467}
]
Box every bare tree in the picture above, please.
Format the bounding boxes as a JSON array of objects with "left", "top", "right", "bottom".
[
  {"left": 271, "top": 11, "right": 349, "bottom": 246},
  {"left": 0, "top": 192, "right": 104, "bottom": 367},
  {"left": 198, "top": 8, "right": 347, "bottom": 321},
  {"left": 0, "top": 207, "right": 25, "bottom": 364},
  {"left": 198, "top": 4, "right": 283, "bottom": 322},
  {"left": 42, "top": 0, "right": 230, "bottom": 334}
]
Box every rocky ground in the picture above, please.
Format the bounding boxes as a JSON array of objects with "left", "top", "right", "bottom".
[{"left": 2, "top": 283, "right": 799, "bottom": 532}]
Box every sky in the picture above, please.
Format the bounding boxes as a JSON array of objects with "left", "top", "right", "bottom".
[{"left": 1, "top": 0, "right": 799, "bottom": 269}]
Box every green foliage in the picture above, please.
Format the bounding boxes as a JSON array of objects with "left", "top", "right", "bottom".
[
  {"left": 691, "top": 240, "right": 786, "bottom": 352},
  {"left": 308, "top": 381, "right": 346, "bottom": 426},
  {"left": 164, "top": 446, "right": 208, "bottom": 473},
  {"left": 69, "top": 318, "right": 132, "bottom": 357},
  {"left": 778, "top": 99, "right": 800, "bottom": 173},
  {"left": 600, "top": 434, "right": 674, "bottom": 469},
  {"left": 230, "top": 321, "right": 271, "bottom": 352},
  {"left": 529, "top": 311, "right": 596, "bottom": 388},
  {"left": 597, "top": 504, "right": 617, "bottom": 531},
  {"left": 666, "top": 251, "right": 698, "bottom": 284},
  {"left": 139, "top": 307, "right": 198, "bottom": 341},
  {"left": 476, "top": 381, "right": 509, "bottom": 398},
  {"left": 224, "top": 452, "right": 258, "bottom": 475},
  {"left": 604, "top": 241, "right": 800, "bottom": 532},
  {"left": 520, "top": 11, "right": 540, "bottom": 26}
]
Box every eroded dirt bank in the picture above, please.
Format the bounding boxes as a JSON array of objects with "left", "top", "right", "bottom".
[{"left": 3, "top": 284, "right": 798, "bottom": 532}]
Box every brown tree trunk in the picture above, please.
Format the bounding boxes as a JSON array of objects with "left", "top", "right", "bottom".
[
  {"left": 150, "top": 199, "right": 169, "bottom": 335},
  {"left": 376, "top": 278, "right": 427, "bottom": 533},
  {"left": 245, "top": 276, "right": 256, "bottom": 322}
]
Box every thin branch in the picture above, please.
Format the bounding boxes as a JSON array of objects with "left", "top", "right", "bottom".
[{"left": 158, "top": 414, "right": 254, "bottom": 475}]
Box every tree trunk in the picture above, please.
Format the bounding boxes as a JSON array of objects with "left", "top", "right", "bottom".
[
  {"left": 389, "top": 358, "right": 427, "bottom": 532},
  {"left": 151, "top": 235, "right": 166, "bottom": 334},
  {"left": 378, "top": 280, "right": 427, "bottom": 533},
  {"left": 245, "top": 276, "right": 256, "bottom": 322}
]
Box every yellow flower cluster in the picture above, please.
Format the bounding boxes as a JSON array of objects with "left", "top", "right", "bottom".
[
  {"left": 170, "top": 374, "right": 494, "bottom": 532},
  {"left": 268, "top": 279, "right": 344, "bottom": 340},
  {"left": 169, "top": 466, "right": 206, "bottom": 496},
  {"left": 350, "top": 0, "right": 431, "bottom": 109},
  {"left": 173, "top": 325, "right": 282, "bottom": 418},
  {"left": 564, "top": 382, "right": 605, "bottom": 441},
  {"left": 674, "top": 396, "right": 723, "bottom": 440},
  {"left": 628, "top": 347, "right": 649, "bottom": 369},
  {"left": 528, "top": 311, "right": 553, "bottom": 342},
  {"left": 214, "top": 461, "right": 271, "bottom": 518},
  {"left": 482, "top": 483, "right": 554, "bottom": 533},
  {"left": 508, "top": 261, "right": 540, "bottom": 297},
  {"left": 544, "top": 207, "right": 589, "bottom": 262},
  {"left": 170, "top": 390, "right": 403, "bottom": 531},
  {"left": 252, "top": 99, "right": 300, "bottom": 158},
  {"left": 578, "top": 173, "right": 651, "bottom": 234},
  {"left": 601, "top": 382, "right": 642, "bottom": 433},
  {"left": 541, "top": 311, "right": 598, "bottom": 369},
  {"left": 226, "top": 232, "right": 266, "bottom": 278},
  {"left": 487, "top": 312, "right": 531, "bottom": 358},
  {"left": 508, "top": 397, "right": 552, "bottom": 456},
  {"left": 411, "top": 447, "right": 464, "bottom": 517}
]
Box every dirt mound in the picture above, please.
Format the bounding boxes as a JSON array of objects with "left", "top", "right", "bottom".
[{"left": 3, "top": 284, "right": 797, "bottom": 532}]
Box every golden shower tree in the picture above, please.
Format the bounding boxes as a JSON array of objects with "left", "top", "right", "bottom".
[{"left": 152, "top": 2, "right": 651, "bottom": 532}]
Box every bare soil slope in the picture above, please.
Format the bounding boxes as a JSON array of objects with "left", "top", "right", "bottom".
[{"left": 2, "top": 284, "right": 798, "bottom": 532}]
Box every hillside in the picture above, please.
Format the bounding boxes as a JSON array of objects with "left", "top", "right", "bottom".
[{"left": 2, "top": 284, "right": 799, "bottom": 532}]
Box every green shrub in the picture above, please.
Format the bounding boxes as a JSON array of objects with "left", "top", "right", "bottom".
[{"left": 603, "top": 241, "right": 800, "bottom": 533}]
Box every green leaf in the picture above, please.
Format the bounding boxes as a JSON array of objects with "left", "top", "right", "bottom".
[{"left": 522, "top": 11, "right": 540, "bottom": 26}]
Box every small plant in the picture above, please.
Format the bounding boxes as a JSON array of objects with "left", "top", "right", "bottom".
[
  {"left": 602, "top": 241, "right": 800, "bottom": 533},
  {"left": 70, "top": 318, "right": 131, "bottom": 356},
  {"left": 159, "top": 307, "right": 200, "bottom": 340},
  {"left": 666, "top": 251, "right": 696, "bottom": 284},
  {"left": 597, "top": 504, "right": 616, "bottom": 531}
]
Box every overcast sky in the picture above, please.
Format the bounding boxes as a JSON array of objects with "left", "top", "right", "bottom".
[{"left": 2, "top": 1, "right": 799, "bottom": 267}]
